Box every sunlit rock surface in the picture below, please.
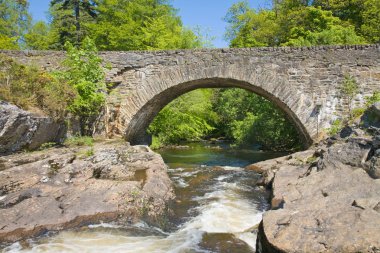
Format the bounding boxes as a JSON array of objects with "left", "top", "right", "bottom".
[{"left": 0, "top": 141, "right": 174, "bottom": 244}]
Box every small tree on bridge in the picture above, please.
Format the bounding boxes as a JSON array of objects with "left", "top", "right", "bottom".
[{"left": 340, "top": 75, "right": 359, "bottom": 119}]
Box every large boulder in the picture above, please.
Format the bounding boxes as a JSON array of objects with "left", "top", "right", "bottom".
[
  {"left": 0, "top": 102, "right": 66, "bottom": 154},
  {"left": 0, "top": 141, "right": 174, "bottom": 243},
  {"left": 257, "top": 165, "right": 380, "bottom": 253},
  {"left": 251, "top": 131, "right": 380, "bottom": 252}
]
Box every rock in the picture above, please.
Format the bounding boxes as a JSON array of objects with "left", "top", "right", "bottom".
[
  {"left": 322, "top": 138, "right": 372, "bottom": 169},
  {"left": 373, "top": 135, "right": 380, "bottom": 149},
  {"left": 339, "top": 125, "right": 354, "bottom": 138},
  {"left": 199, "top": 233, "right": 253, "bottom": 253},
  {"left": 0, "top": 141, "right": 174, "bottom": 243},
  {"left": 256, "top": 163, "right": 380, "bottom": 253},
  {"left": 361, "top": 103, "right": 380, "bottom": 129},
  {"left": 365, "top": 154, "right": 380, "bottom": 179},
  {"left": 0, "top": 102, "right": 66, "bottom": 154},
  {"left": 245, "top": 164, "right": 266, "bottom": 174},
  {"left": 254, "top": 131, "right": 380, "bottom": 253},
  {"left": 371, "top": 102, "right": 380, "bottom": 117},
  {"left": 245, "top": 149, "right": 316, "bottom": 188}
]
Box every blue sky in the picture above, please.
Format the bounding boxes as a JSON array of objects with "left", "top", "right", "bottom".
[{"left": 28, "top": 0, "right": 271, "bottom": 48}]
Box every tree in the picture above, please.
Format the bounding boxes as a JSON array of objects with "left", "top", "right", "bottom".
[
  {"left": 212, "top": 88, "right": 302, "bottom": 150},
  {"left": 49, "top": 0, "right": 97, "bottom": 48},
  {"left": 148, "top": 89, "right": 218, "bottom": 147},
  {"left": 55, "top": 37, "right": 106, "bottom": 135},
  {"left": 360, "top": 0, "right": 380, "bottom": 43},
  {"left": 25, "top": 21, "right": 51, "bottom": 50},
  {"left": 340, "top": 75, "right": 359, "bottom": 119},
  {"left": 281, "top": 7, "right": 366, "bottom": 46},
  {"left": 225, "top": 1, "right": 366, "bottom": 47},
  {"left": 0, "top": 0, "right": 31, "bottom": 49},
  {"left": 312, "top": 0, "right": 364, "bottom": 30},
  {"left": 89, "top": 0, "right": 203, "bottom": 51}
]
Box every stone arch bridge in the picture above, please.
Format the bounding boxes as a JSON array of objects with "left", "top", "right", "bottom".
[{"left": 3, "top": 44, "right": 380, "bottom": 147}]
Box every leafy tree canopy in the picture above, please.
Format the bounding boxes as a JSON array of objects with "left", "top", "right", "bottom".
[
  {"left": 225, "top": 0, "right": 373, "bottom": 48},
  {"left": 0, "top": 0, "right": 31, "bottom": 49}
]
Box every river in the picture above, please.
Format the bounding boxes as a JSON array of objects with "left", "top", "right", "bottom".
[{"left": 3, "top": 142, "right": 286, "bottom": 253}]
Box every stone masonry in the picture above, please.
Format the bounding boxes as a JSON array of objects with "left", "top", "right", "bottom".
[{"left": 1, "top": 44, "right": 380, "bottom": 147}]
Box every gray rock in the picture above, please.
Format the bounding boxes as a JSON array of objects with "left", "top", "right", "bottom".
[
  {"left": 256, "top": 160, "right": 380, "bottom": 253},
  {"left": 0, "top": 102, "right": 66, "bottom": 154},
  {"left": 0, "top": 141, "right": 174, "bottom": 243},
  {"left": 253, "top": 132, "right": 380, "bottom": 252}
]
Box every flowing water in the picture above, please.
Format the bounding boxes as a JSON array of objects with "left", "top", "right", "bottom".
[{"left": 3, "top": 142, "right": 286, "bottom": 253}]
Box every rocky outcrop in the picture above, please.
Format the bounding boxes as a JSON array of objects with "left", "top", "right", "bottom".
[
  {"left": 0, "top": 140, "right": 174, "bottom": 244},
  {"left": 250, "top": 113, "right": 380, "bottom": 252},
  {"left": 0, "top": 102, "right": 66, "bottom": 154}
]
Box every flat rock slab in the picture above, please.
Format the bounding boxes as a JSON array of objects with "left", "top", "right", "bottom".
[{"left": 0, "top": 141, "right": 174, "bottom": 244}]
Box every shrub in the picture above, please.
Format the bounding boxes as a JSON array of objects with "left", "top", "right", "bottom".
[
  {"left": 328, "top": 119, "right": 343, "bottom": 136},
  {"left": 366, "top": 91, "right": 380, "bottom": 107},
  {"left": 340, "top": 75, "right": 359, "bottom": 119},
  {"left": 0, "top": 54, "right": 75, "bottom": 120},
  {"left": 64, "top": 136, "right": 94, "bottom": 147},
  {"left": 55, "top": 37, "right": 107, "bottom": 135}
]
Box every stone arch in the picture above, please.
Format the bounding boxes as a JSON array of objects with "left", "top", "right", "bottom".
[{"left": 123, "top": 64, "right": 318, "bottom": 148}]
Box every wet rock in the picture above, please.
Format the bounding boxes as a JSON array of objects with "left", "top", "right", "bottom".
[
  {"left": 200, "top": 233, "right": 254, "bottom": 253},
  {"left": 0, "top": 141, "right": 174, "bottom": 243},
  {"left": 0, "top": 102, "right": 66, "bottom": 154}
]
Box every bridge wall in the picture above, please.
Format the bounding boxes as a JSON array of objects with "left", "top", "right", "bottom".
[{"left": 2, "top": 44, "right": 380, "bottom": 146}]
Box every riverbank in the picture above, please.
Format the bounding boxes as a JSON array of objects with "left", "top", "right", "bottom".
[
  {"left": 0, "top": 140, "right": 174, "bottom": 245},
  {"left": 248, "top": 123, "right": 380, "bottom": 252}
]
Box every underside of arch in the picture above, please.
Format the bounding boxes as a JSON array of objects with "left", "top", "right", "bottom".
[{"left": 125, "top": 78, "right": 313, "bottom": 149}]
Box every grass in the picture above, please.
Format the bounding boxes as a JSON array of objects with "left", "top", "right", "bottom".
[{"left": 64, "top": 136, "right": 94, "bottom": 147}]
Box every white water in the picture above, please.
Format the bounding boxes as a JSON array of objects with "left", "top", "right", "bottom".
[{"left": 3, "top": 165, "right": 265, "bottom": 253}]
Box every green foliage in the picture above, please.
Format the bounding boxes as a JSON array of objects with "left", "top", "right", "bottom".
[
  {"left": 38, "top": 142, "right": 58, "bottom": 150},
  {"left": 64, "top": 136, "right": 94, "bottom": 147},
  {"left": 149, "top": 88, "right": 302, "bottom": 151},
  {"left": 55, "top": 37, "right": 106, "bottom": 135},
  {"left": 0, "top": 0, "right": 31, "bottom": 49},
  {"left": 351, "top": 107, "right": 366, "bottom": 119},
  {"left": 213, "top": 88, "right": 302, "bottom": 151},
  {"left": 360, "top": 0, "right": 380, "bottom": 43},
  {"left": 49, "top": 0, "right": 97, "bottom": 48},
  {"left": 366, "top": 92, "right": 380, "bottom": 107},
  {"left": 0, "top": 34, "right": 19, "bottom": 50},
  {"left": 328, "top": 119, "right": 343, "bottom": 135},
  {"left": 24, "top": 21, "right": 51, "bottom": 50},
  {"left": 340, "top": 75, "right": 359, "bottom": 118},
  {"left": 88, "top": 0, "right": 204, "bottom": 51},
  {"left": 225, "top": 1, "right": 367, "bottom": 47},
  {"left": 0, "top": 54, "right": 75, "bottom": 119},
  {"left": 148, "top": 89, "right": 217, "bottom": 145}
]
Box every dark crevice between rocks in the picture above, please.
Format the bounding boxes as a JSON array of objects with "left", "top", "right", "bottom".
[
  {"left": 352, "top": 200, "right": 366, "bottom": 210},
  {"left": 256, "top": 221, "right": 287, "bottom": 253},
  {"left": 93, "top": 168, "right": 102, "bottom": 179}
]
